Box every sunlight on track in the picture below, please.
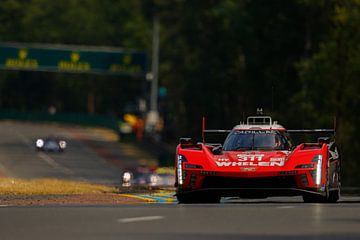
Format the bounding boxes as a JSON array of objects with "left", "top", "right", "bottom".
[{"left": 117, "top": 216, "right": 165, "bottom": 223}]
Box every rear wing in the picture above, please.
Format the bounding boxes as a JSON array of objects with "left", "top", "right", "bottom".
[
  {"left": 288, "top": 117, "right": 337, "bottom": 135},
  {"left": 287, "top": 129, "right": 336, "bottom": 145},
  {"left": 200, "top": 116, "right": 336, "bottom": 144},
  {"left": 202, "top": 117, "right": 230, "bottom": 144},
  {"left": 287, "top": 129, "right": 335, "bottom": 134}
]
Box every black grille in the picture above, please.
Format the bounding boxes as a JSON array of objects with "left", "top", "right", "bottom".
[
  {"left": 300, "top": 174, "right": 308, "bottom": 186},
  {"left": 202, "top": 176, "right": 297, "bottom": 189},
  {"left": 189, "top": 174, "right": 197, "bottom": 187}
]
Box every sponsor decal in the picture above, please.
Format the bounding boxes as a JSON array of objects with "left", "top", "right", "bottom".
[
  {"left": 235, "top": 130, "right": 276, "bottom": 134},
  {"left": 215, "top": 154, "right": 285, "bottom": 167},
  {"left": 58, "top": 52, "right": 91, "bottom": 71},
  {"left": 5, "top": 49, "right": 39, "bottom": 69},
  {"left": 237, "top": 154, "right": 264, "bottom": 161},
  {"left": 216, "top": 162, "right": 232, "bottom": 167}
]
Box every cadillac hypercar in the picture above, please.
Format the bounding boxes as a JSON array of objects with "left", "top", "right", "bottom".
[{"left": 175, "top": 116, "right": 340, "bottom": 203}]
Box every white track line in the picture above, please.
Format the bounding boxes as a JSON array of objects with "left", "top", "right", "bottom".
[
  {"left": 14, "top": 131, "right": 33, "bottom": 149},
  {"left": 0, "top": 124, "right": 73, "bottom": 178},
  {"left": 38, "top": 152, "right": 73, "bottom": 175},
  {"left": 277, "top": 206, "right": 295, "bottom": 209},
  {"left": 0, "top": 162, "right": 9, "bottom": 176},
  {"left": 117, "top": 216, "right": 165, "bottom": 223},
  {"left": 13, "top": 129, "right": 74, "bottom": 176}
]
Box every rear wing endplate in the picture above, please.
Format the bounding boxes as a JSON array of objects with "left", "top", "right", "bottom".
[{"left": 202, "top": 117, "right": 231, "bottom": 143}]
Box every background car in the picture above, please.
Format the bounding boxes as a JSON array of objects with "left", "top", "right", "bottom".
[
  {"left": 121, "top": 166, "right": 175, "bottom": 188},
  {"left": 35, "top": 137, "right": 67, "bottom": 152}
]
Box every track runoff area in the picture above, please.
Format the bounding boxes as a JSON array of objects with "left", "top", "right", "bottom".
[{"left": 119, "top": 192, "right": 360, "bottom": 204}]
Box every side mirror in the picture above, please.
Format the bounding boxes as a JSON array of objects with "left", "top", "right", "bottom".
[{"left": 212, "top": 145, "right": 222, "bottom": 155}]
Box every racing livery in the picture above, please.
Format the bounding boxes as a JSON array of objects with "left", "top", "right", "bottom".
[{"left": 175, "top": 116, "right": 341, "bottom": 203}]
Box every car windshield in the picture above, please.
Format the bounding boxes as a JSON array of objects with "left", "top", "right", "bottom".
[{"left": 223, "top": 130, "right": 288, "bottom": 151}]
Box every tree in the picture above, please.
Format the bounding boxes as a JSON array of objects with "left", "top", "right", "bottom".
[{"left": 294, "top": 0, "right": 360, "bottom": 185}]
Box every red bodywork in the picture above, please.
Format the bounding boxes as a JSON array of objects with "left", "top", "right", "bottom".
[{"left": 175, "top": 125, "right": 341, "bottom": 202}]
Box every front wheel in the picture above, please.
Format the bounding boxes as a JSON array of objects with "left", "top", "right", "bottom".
[
  {"left": 302, "top": 185, "right": 340, "bottom": 203},
  {"left": 326, "top": 189, "right": 340, "bottom": 203},
  {"left": 303, "top": 161, "right": 340, "bottom": 203},
  {"left": 302, "top": 190, "right": 340, "bottom": 203}
]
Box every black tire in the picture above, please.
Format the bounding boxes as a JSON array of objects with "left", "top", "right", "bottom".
[
  {"left": 326, "top": 189, "right": 340, "bottom": 203},
  {"left": 323, "top": 166, "right": 341, "bottom": 203},
  {"left": 303, "top": 160, "right": 340, "bottom": 203},
  {"left": 302, "top": 187, "right": 340, "bottom": 203},
  {"left": 302, "top": 190, "right": 340, "bottom": 203},
  {"left": 326, "top": 169, "right": 341, "bottom": 203},
  {"left": 176, "top": 193, "right": 221, "bottom": 204}
]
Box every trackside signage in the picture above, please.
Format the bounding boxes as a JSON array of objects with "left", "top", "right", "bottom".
[{"left": 0, "top": 43, "right": 146, "bottom": 76}]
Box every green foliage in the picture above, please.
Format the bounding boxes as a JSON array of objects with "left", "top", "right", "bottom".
[{"left": 294, "top": 0, "right": 360, "bottom": 185}]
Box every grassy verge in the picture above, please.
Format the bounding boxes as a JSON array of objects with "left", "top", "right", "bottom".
[{"left": 0, "top": 178, "right": 116, "bottom": 195}]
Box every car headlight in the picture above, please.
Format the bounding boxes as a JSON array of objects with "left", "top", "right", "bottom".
[
  {"left": 150, "top": 174, "right": 160, "bottom": 186},
  {"left": 312, "top": 155, "right": 323, "bottom": 186},
  {"left": 59, "top": 140, "right": 67, "bottom": 149},
  {"left": 177, "top": 154, "right": 187, "bottom": 185},
  {"left": 122, "top": 172, "right": 132, "bottom": 183},
  {"left": 36, "top": 139, "right": 44, "bottom": 148}
]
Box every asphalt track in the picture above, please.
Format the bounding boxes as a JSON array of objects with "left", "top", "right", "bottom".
[
  {"left": 0, "top": 196, "right": 360, "bottom": 240},
  {"left": 0, "top": 121, "right": 145, "bottom": 184},
  {"left": 1, "top": 121, "right": 360, "bottom": 239}
]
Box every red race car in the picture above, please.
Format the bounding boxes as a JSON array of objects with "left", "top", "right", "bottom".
[{"left": 175, "top": 115, "right": 341, "bottom": 203}]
